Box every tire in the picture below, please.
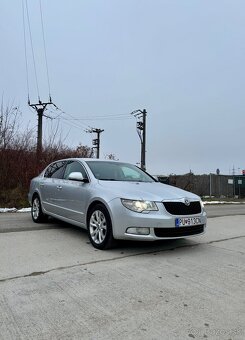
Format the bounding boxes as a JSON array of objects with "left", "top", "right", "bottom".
[
  {"left": 87, "top": 204, "right": 116, "bottom": 250},
  {"left": 31, "top": 195, "right": 47, "bottom": 223}
]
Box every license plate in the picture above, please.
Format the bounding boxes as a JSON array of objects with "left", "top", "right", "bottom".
[{"left": 175, "top": 217, "right": 201, "bottom": 227}]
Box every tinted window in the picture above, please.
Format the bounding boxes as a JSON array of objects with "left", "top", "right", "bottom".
[
  {"left": 64, "top": 161, "right": 88, "bottom": 180},
  {"left": 44, "top": 161, "right": 66, "bottom": 179}
]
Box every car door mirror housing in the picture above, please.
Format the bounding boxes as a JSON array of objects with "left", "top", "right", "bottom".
[{"left": 68, "top": 172, "right": 88, "bottom": 182}]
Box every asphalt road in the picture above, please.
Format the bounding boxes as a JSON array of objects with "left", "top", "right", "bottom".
[{"left": 0, "top": 206, "right": 244, "bottom": 339}]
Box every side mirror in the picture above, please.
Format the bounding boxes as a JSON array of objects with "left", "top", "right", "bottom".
[{"left": 68, "top": 172, "right": 88, "bottom": 182}]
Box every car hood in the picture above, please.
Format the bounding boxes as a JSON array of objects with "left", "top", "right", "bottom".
[{"left": 97, "top": 181, "right": 200, "bottom": 201}]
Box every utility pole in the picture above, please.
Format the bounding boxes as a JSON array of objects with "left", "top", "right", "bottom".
[
  {"left": 28, "top": 98, "right": 54, "bottom": 157},
  {"left": 131, "top": 109, "right": 147, "bottom": 171},
  {"left": 86, "top": 127, "right": 104, "bottom": 158}
]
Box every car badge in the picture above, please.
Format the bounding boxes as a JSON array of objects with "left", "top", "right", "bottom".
[{"left": 184, "top": 199, "right": 190, "bottom": 206}]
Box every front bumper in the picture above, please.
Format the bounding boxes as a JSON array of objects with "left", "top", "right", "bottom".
[{"left": 108, "top": 198, "right": 207, "bottom": 241}]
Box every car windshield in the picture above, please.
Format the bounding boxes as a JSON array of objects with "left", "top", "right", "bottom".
[{"left": 85, "top": 161, "right": 155, "bottom": 182}]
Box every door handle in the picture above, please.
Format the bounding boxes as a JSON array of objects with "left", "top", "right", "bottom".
[
  {"left": 40, "top": 183, "right": 45, "bottom": 187},
  {"left": 56, "top": 185, "right": 62, "bottom": 190}
]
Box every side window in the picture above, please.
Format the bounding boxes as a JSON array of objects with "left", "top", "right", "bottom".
[
  {"left": 64, "top": 161, "right": 88, "bottom": 180},
  {"left": 44, "top": 161, "right": 66, "bottom": 179}
]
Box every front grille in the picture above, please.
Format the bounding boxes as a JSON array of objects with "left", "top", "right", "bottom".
[
  {"left": 154, "top": 225, "right": 204, "bottom": 237},
  {"left": 163, "top": 201, "right": 201, "bottom": 215}
]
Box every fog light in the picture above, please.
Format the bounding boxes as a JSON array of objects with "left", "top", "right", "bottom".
[{"left": 126, "top": 227, "right": 150, "bottom": 235}]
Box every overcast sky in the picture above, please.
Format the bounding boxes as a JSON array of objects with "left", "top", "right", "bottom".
[{"left": 1, "top": 0, "right": 245, "bottom": 175}]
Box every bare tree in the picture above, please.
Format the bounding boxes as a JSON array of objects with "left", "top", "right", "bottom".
[{"left": 0, "top": 99, "right": 21, "bottom": 149}]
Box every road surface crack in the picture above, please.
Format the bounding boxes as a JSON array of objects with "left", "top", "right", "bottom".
[{"left": 0, "top": 235, "right": 244, "bottom": 284}]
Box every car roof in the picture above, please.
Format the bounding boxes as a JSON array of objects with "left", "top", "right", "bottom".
[{"left": 52, "top": 158, "right": 129, "bottom": 164}]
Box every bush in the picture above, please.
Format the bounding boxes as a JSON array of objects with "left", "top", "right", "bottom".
[
  {"left": 0, "top": 101, "right": 93, "bottom": 208},
  {"left": 0, "top": 147, "right": 93, "bottom": 208}
]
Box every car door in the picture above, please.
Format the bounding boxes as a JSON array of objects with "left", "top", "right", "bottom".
[
  {"left": 56, "top": 160, "right": 90, "bottom": 225},
  {"left": 39, "top": 161, "right": 67, "bottom": 215}
]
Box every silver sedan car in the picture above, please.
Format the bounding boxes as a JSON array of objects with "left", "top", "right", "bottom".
[{"left": 28, "top": 158, "right": 207, "bottom": 249}]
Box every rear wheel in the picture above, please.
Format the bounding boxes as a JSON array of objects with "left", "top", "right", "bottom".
[
  {"left": 31, "top": 195, "right": 47, "bottom": 223},
  {"left": 87, "top": 204, "right": 115, "bottom": 250}
]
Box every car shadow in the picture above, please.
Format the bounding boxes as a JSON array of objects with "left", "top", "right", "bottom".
[{"left": 47, "top": 217, "right": 199, "bottom": 253}]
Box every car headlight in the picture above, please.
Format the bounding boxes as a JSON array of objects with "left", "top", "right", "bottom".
[{"left": 121, "top": 199, "right": 158, "bottom": 213}]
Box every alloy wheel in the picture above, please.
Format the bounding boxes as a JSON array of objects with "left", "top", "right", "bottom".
[
  {"left": 32, "top": 197, "right": 40, "bottom": 220},
  {"left": 89, "top": 210, "right": 107, "bottom": 244}
]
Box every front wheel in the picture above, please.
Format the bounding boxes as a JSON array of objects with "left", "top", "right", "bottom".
[
  {"left": 87, "top": 204, "right": 115, "bottom": 250},
  {"left": 31, "top": 195, "right": 47, "bottom": 223}
]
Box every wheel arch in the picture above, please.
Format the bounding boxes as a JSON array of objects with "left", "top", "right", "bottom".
[
  {"left": 86, "top": 199, "right": 116, "bottom": 249},
  {"left": 86, "top": 200, "right": 114, "bottom": 229},
  {"left": 32, "top": 191, "right": 40, "bottom": 201},
  {"left": 31, "top": 190, "right": 47, "bottom": 214}
]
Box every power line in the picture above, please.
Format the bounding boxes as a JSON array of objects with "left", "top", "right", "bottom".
[
  {"left": 52, "top": 106, "right": 92, "bottom": 129},
  {"left": 22, "top": 0, "right": 30, "bottom": 101},
  {"left": 75, "top": 113, "right": 133, "bottom": 119},
  {"left": 74, "top": 117, "right": 132, "bottom": 120},
  {"left": 59, "top": 116, "right": 133, "bottom": 121},
  {"left": 22, "top": 0, "right": 59, "bottom": 159},
  {"left": 57, "top": 117, "right": 89, "bottom": 132},
  {"left": 39, "top": 0, "right": 51, "bottom": 99},
  {"left": 50, "top": 109, "right": 133, "bottom": 144},
  {"left": 51, "top": 110, "right": 133, "bottom": 122},
  {"left": 25, "top": 0, "right": 40, "bottom": 100}
]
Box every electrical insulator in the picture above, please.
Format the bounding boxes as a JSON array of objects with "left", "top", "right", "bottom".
[{"left": 137, "top": 122, "right": 143, "bottom": 130}]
